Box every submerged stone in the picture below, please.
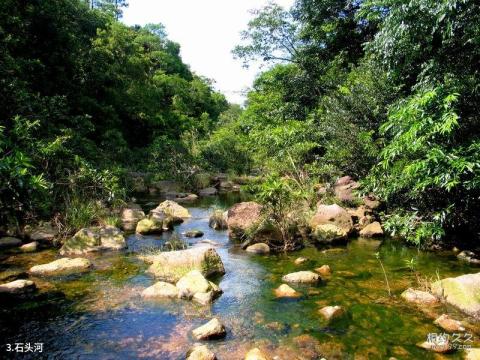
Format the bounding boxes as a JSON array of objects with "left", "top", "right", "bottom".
[
  {"left": 192, "top": 318, "right": 226, "bottom": 340},
  {"left": 433, "top": 314, "right": 465, "bottom": 332},
  {"left": 186, "top": 345, "right": 216, "bottom": 360},
  {"left": 185, "top": 230, "right": 204, "bottom": 238},
  {"left": 319, "top": 305, "right": 345, "bottom": 321},
  {"left": 244, "top": 348, "right": 269, "bottom": 360},
  {"left": 29, "top": 258, "right": 91, "bottom": 275},
  {"left": 294, "top": 257, "right": 308, "bottom": 265},
  {"left": 431, "top": 272, "right": 480, "bottom": 317},
  {"left": 401, "top": 288, "right": 438, "bottom": 305}
]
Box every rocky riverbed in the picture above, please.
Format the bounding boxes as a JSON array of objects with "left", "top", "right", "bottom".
[{"left": 1, "top": 195, "right": 480, "bottom": 359}]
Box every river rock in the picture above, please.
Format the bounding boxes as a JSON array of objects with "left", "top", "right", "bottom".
[
  {"left": 433, "top": 314, "right": 465, "bottom": 332},
  {"left": 245, "top": 348, "right": 269, "bottom": 360},
  {"left": 431, "top": 272, "right": 480, "bottom": 317},
  {"left": 209, "top": 210, "right": 228, "bottom": 230},
  {"left": 193, "top": 291, "right": 215, "bottom": 305},
  {"left": 60, "top": 226, "right": 126, "bottom": 255},
  {"left": 121, "top": 206, "right": 145, "bottom": 231},
  {"left": 192, "top": 318, "right": 226, "bottom": 340},
  {"left": 310, "top": 204, "right": 353, "bottom": 243},
  {"left": 227, "top": 202, "right": 263, "bottom": 240},
  {"left": 176, "top": 270, "right": 211, "bottom": 295},
  {"left": 246, "top": 243, "right": 270, "bottom": 254},
  {"left": 363, "top": 195, "right": 381, "bottom": 210},
  {"left": 199, "top": 187, "right": 218, "bottom": 196},
  {"left": 315, "top": 265, "right": 332, "bottom": 276},
  {"left": 187, "top": 345, "right": 216, "bottom": 360},
  {"left": 136, "top": 218, "right": 164, "bottom": 234},
  {"left": 334, "top": 176, "right": 360, "bottom": 203},
  {"left": 401, "top": 288, "right": 438, "bottom": 305},
  {"left": 0, "top": 237, "right": 22, "bottom": 249},
  {"left": 319, "top": 305, "right": 345, "bottom": 321},
  {"left": 142, "top": 281, "right": 179, "bottom": 299},
  {"left": 155, "top": 200, "right": 191, "bottom": 218},
  {"left": 282, "top": 271, "right": 320, "bottom": 284},
  {"left": 274, "top": 284, "right": 301, "bottom": 298},
  {"left": 359, "top": 221, "right": 384, "bottom": 238},
  {"left": 30, "top": 258, "right": 91, "bottom": 275},
  {"left": 0, "top": 279, "right": 36, "bottom": 295},
  {"left": 27, "top": 223, "right": 57, "bottom": 244},
  {"left": 294, "top": 257, "right": 308, "bottom": 265},
  {"left": 144, "top": 247, "right": 225, "bottom": 282},
  {"left": 457, "top": 251, "right": 480, "bottom": 265},
  {"left": 417, "top": 339, "right": 450, "bottom": 353},
  {"left": 20, "top": 241, "right": 38, "bottom": 252},
  {"left": 185, "top": 230, "right": 204, "bottom": 238}
]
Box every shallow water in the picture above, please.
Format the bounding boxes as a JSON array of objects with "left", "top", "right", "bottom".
[{"left": 1, "top": 196, "right": 479, "bottom": 359}]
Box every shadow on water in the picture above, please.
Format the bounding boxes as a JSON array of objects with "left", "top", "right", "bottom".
[{"left": 0, "top": 194, "right": 478, "bottom": 359}]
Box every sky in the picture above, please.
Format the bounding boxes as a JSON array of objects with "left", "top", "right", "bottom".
[{"left": 122, "top": 0, "right": 295, "bottom": 104}]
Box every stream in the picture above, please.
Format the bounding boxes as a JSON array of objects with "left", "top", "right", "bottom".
[{"left": 0, "top": 195, "right": 478, "bottom": 359}]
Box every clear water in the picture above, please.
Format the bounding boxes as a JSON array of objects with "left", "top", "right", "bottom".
[{"left": 1, "top": 195, "right": 478, "bottom": 359}]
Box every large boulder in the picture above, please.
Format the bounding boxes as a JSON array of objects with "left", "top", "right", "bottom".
[
  {"left": 431, "top": 272, "right": 480, "bottom": 317},
  {"left": 209, "top": 210, "right": 228, "bottom": 230},
  {"left": 227, "top": 202, "right": 263, "bottom": 241},
  {"left": 142, "top": 247, "right": 225, "bottom": 282},
  {"left": 30, "top": 258, "right": 91, "bottom": 275},
  {"left": 334, "top": 176, "right": 360, "bottom": 203},
  {"left": 60, "top": 226, "right": 126, "bottom": 255},
  {"left": 282, "top": 271, "right": 320, "bottom": 284},
  {"left": 359, "top": 221, "right": 384, "bottom": 238},
  {"left": 192, "top": 318, "right": 226, "bottom": 340},
  {"left": 121, "top": 206, "right": 145, "bottom": 231},
  {"left": 154, "top": 200, "right": 191, "bottom": 218},
  {"left": 0, "top": 237, "right": 22, "bottom": 249},
  {"left": 310, "top": 204, "right": 353, "bottom": 243}
]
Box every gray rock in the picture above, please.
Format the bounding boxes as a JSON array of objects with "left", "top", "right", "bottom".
[
  {"left": 282, "top": 271, "right": 320, "bottom": 284},
  {"left": 142, "top": 281, "right": 179, "bottom": 299},
  {"left": 0, "top": 279, "right": 36, "bottom": 295},
  {"left": 0, "top": 237, "right": 22, "bottom": 249},
  {"left": 30, "top": 258, "right": 91, "bottom": 275},
  {"left": 192, "top": 318, "right": 226, "bottom": 340},
  {"left": 60, "top": 226, "right": 126, "bottom": 255},
  {"left": 246, "top": 243, "right": 270, "bottom": 254}
]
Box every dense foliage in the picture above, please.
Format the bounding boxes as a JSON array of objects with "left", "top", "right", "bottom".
[
  {"left": 0, "top": 0, "right": 227, "bottom": 230},
  {"left": 203, "top": 0, "right": 480, "bottom": 246}
]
